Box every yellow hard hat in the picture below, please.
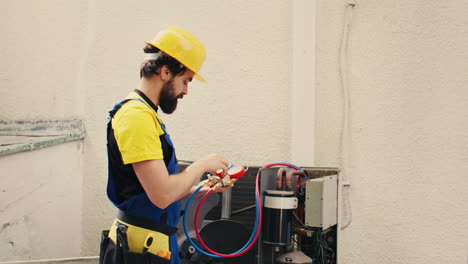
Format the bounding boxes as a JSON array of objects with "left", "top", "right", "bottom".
[{"left": 146, "top": 27, "right": 206, "bottom": 82}]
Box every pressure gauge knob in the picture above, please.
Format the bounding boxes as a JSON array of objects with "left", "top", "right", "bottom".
[
  {"left": 215, "top": 169, "right": 225, "bottom": 178},
  {"left": 227, "top": 165, "right": 246, "bottom": 179}
]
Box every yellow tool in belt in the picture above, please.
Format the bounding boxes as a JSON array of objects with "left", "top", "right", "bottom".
[
  {"left": 109, "top": 219, "right": 171, "bottom": 257},
  {"left": 143, "top": 233, "right": 171, "bottom": 260}
]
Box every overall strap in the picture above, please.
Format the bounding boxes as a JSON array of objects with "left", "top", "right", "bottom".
[{"left": 108, "top": 98, "right": 146, "bottom": 119}]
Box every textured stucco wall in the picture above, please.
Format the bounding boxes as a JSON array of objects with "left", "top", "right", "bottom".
[
  {"left": 0, "top": 141, "right": 83, "bottom": 261},
  {"left": 315, "top": 1, "right": 468, "bottom": 263},
  {"left": 0, "top": 1, "right": 89, "bottom": 121}
]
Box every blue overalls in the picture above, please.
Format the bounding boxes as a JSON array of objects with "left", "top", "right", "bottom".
[{"left": 106, "top": 98, "right": 181, "bottom": 264}]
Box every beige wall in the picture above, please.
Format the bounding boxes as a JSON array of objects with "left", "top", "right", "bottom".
[
  {"left": 0, "top": 142, "right": 83, "bottom": 261},
  {"left": 315, "top": 0, "right": 468, "bottom": 263},
  {"left": 1, "top": 0, "right": 467, "bottom": 263}
]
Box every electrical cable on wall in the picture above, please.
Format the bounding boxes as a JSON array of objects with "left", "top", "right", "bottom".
[{"left": 338, "top": 0, "right": 356, "bottom": 230}]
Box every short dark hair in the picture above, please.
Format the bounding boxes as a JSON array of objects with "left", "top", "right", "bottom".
[{"left": 140, "top": 44, "right": 186, "bottom": 78}]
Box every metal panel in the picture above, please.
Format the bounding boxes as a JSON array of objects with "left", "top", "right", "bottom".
[
  {"left": 305, "top": 177, "right": 323, "bottom": 227},
  {"left": 322, "top": 175, "right": 338, "bottom": 229},
  {"left": 305, "top": 175, "right": 338, "bottom": 229}
]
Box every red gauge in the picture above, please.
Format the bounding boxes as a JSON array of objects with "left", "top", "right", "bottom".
[{"left": 227, "top": 165, "right": 246, "bottom": 179}]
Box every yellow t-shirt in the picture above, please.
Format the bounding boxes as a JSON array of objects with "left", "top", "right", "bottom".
[{"left": 111, "top": 92, "right": 165, "bottom": 164}]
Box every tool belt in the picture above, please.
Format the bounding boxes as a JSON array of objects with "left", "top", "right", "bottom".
[{"left": 100, "top": 211, "right": 178, "bottom": 264}]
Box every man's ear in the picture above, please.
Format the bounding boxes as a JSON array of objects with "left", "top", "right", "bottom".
[{"left": 160, "top": 65, "right": 172, "bottom": 81}]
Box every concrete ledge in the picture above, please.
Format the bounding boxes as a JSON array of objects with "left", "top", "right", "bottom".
[
  {"left": 0, "top": 120, "right": 85, "bottom": 156},
  {"left": 0, "top": 256, "right": 98, "bottom": 264}
]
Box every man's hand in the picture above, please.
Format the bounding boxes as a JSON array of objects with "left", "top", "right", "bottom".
[
  {"left": 187, "top": 179, "right": 235, "bottom": 198},
  {"left": 211, "top": 178, "right": 237, "bottom": 192},
  {"left": 187, "top": 153, "right": 229, "bottom": 178}
]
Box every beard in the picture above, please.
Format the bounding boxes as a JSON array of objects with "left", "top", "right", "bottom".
[{"left": 159, "top": 78, "right": 180, "bottom": 114}]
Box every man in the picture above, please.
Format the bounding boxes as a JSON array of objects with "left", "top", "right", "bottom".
[{"left": 100, "top": 26, "right": 233, "bottom": 264}]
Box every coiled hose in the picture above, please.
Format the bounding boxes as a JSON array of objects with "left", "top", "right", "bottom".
[{"left": 183, "top": 162, "right": 303, "bottom": 258}]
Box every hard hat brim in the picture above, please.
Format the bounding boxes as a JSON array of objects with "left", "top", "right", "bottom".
[{"left": 194, "top": 73, "right": 206, "bottom": 82}]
